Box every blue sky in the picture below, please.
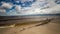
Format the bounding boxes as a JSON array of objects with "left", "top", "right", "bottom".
[
  {"left": 0, "top": 0, "right": 36, "bottom": 7},
  {"left": 0, "top": 0, "right": 60, "bottom": 16}
]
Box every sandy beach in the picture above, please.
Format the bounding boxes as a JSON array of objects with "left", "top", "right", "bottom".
[{"left": 0, "top": 16, "right": 60, "bottom": 34}]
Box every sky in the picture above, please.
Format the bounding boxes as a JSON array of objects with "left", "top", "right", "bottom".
[{"left": 0, "top": 0, "right": 60, "bottom": 16}]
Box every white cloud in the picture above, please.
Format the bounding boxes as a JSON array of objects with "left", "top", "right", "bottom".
[
  {"left": 7, "top": 0, "right": 60, "bottom": 15},
  {"left": 15, "top": 5, "right": 22, "bottom": 12},
  {"left": 37, "top": 4, "right": 60, "bottom": 14},
  {"left": 0, "top": 9, "right": 6, "bottom": 14},
  {"left": 23, "top": 0, "right": 60, "bottom": 15},
  {"left": 48, "top": 5, "right": 60, "bottom": 14},
  {"left": 16, "top": 1, "right": 20, "bottom": 3},
  {"left": 21, "top": 0, "right": 34, "bottom": 3},
  {"left": 1, "top": 2, "right": 13, "bottom": 9},
  {"left": 0, "top": 0, "right": 60, "bottom": 16}
]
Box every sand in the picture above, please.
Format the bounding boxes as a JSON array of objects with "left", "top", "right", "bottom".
[{"left": 0, "top": 16, "right": 60, "bottom": 34}]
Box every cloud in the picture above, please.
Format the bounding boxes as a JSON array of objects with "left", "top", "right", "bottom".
[
  {"left": 1, "top": 2, "right": 13, "bottom": 9},
  {"left": 21, "top": 0, "right": 34, "bottom": 3},
  {"left": 15, "top": 5, "right": 21, "bottom": 12},
  {"left": 0, "top": 6, "right": 6, "bottom": 14},
  {"left": 15, "top": 1, "right": 20, "bottom": 3},
  {"left": 0, "top": 0, "right": 60, "bottom": 16},
  {"left": 10, "top": 0, "right": 60, "bottom": 16},
  {"left": 0, "top": 9, "right": 6, "bottom": 14},
  {"left": 13, "top": 0, "right": 60, "bottom": 15}
]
